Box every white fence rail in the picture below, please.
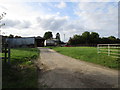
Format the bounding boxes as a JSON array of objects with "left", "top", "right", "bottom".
[{"left": 97, "top": 44, "right": 120, "bottom": 58}]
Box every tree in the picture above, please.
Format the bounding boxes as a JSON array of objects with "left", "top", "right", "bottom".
[
  {"left": 82, "top": 31, "right": 90, "bottom": 44},
  {"left": 8, "top": 34, "right": 14, "bottom": 38},
  {"left": 56, "top": 33, "right": 61, "bottom": 41},
  {"left": 116, "top": 38, "right": 120, "bottom": 43},
  {"left": 68, "top": 31, "right": 120, "bottom": 45},
  {"left": 15, "top": 35, "right": 21, "bottom": 38},
  {"left": 108, "top": 36, "right": 116, "bottom": 40},
  {"left": 100, "top": 37, "right": 110, "bottom": 44},
  {"left": 68, "top": 37, "right": 74, "bottom": 45},
  {"left": 43, "top": 31, "right": 53, "bottom": 39},
  {"left": 90, "top": 32, "right": 99, "bottom": 44},
  {"left": 108, "top": 36, "right": 117, "bottom": 44},
  {"left": 0, "top": 12, "right": 6, "bottom": 27},
  {"left": 73, "top": 35, "right": 81, "bottom": 44},
  {"left": 68, "top": 35, "right": 84, "bottom": 45},
  {"left": 0, "top": 12, "right": 6, "bottom": 35}
]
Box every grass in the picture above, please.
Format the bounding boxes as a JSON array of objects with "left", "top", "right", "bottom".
[
  {"left": 2, "top": 48, "right": 40, "bottom": 88},
  {"left": 50, "top": 47, "right": 119, "bottom": 70}
]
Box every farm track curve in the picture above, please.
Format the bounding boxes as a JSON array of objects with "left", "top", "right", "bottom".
[{"left": 36, "top": 47, "right": 118, "bottom": 88}]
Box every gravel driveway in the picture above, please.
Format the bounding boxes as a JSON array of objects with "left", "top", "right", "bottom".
[{"left": 36, "top": 47, "right": 118, "bottom": 88}]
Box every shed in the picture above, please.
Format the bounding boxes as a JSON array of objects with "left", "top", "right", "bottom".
[
  {"left": 6, "top": 37, "right": 35, "bottom": 48},
  {"left": 44, "top": 39, "right": 59, "bottom": 46}
]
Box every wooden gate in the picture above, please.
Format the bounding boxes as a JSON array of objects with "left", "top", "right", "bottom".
[{"left": 1, "top": 37, "right": 11, "bottom": 64}]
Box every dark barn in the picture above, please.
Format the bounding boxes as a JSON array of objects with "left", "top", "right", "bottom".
[{"left": 35, "top": 37, "right": 45, "bottom": 47}]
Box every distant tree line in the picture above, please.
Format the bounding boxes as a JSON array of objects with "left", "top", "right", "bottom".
[
  {"left": 3, "top": 34, "right": 22, "bottom": 38},
  {"left": 68, "top": 31, "right": 120, "bottom": 45}
]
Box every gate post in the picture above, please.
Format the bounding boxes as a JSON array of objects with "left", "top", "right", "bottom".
[
  {"left": 4, "top": 43, "right": 7, "bottom": 63},
  {"left": 97, "top": 44, "right": 100, "bottom": 53},
  {"left": 108, "top": 44, "right": 110, "bottom": 56},
  {"left": 8, "top": 41, "right": 10, "bottom": 64}
]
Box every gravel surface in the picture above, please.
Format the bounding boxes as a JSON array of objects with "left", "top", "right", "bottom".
[{"left": 36, "top": 47, "right": 118, "bottom": 88}]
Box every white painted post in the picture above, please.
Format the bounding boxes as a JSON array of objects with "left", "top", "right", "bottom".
[
  {"left": 97, "top": 44, "right": 100, "bottom": 54},
  {"left": 108, "top": 44, "right": 110, "bottom": 56}
]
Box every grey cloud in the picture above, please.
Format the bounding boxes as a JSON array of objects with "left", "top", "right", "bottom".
[
  {"left": 64, "top": 22, "right": 85, "bottom": 32},
  {"left": 36, "top": 17, "right": 67, "bottom": 31},
  {"left": 74, "top": 2, "right": 118, "bottom": 38},
  {"left": 2, "top": 19, "right": 31, "bottom": 29},
  {"left": 36, "top": 16, "right": 86, "bottom": 35},
  {"left": 2, "top": 19, "right": 20, "bottom": 28},
  {"left": 18, "top": 20, "right": 31, "bottom": 29}
]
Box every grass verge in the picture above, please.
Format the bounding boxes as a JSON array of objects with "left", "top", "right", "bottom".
[
  {"left": 2, "top": 48, "right": 40, "bottom": 88},
  {"left": 50, "top": 47, "right": 119, "bottom": 70}
]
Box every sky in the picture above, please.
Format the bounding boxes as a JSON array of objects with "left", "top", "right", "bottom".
[{"left": 0, "top": 0, "right": 119, "bottom": 42}]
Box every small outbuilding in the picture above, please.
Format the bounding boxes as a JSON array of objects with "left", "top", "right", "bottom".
[{"left": 44, "top": 38, "right": 59, "bottom": 46}]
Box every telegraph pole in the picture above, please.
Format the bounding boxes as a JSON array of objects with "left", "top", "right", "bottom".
[{"left": 64, "top": 34, "right": 65, "bottom": 41}]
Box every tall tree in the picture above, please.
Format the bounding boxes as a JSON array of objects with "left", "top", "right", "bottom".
[
  {"left": 0, "top": 12, "right": 6, "bottom": 27},
  {"left": 108, "top": 36, "right": 116, "bottom": 43},
  {"left": 0, "top": 12, "right": 6, "bottom": 35},
  {"left": 9, "top": 34, "right": 14, "bottom": 38},
  {"left": 43, "top": 31, "right": 53, "bottom": 39},
  {"left": 90, "top": 32, "right": 99, "bottom": 44},
  {"left": 108, "top": 36, "right": 116, "bottom": 40},
  {"left": 56, "top": 33, "right": 61, "bottom": 41},
  {"left": 15, "top": 35, "right": 21, "bottom": 38},
  {"left": 82, "top": 31, "right": 90, "bottom": 44}
]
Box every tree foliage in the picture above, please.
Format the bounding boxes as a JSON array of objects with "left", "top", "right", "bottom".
[
  {"left": 43, "top": 31, "right": 53, "bottom": 39},
  {"left": 82, "top": 31, "right": 90, "bottom": 44},
  {"left": 90, "top": 32, "right": 99, "bottom": 44},
  {"left": 68, "top": 31, "right": 120, "bottom": 45},
  {"left": 8, "top": 34, "right": 14, "bottom": 38},
  {"left": 0, "top": 12, "right": 6, "bottom": 27},
  {"left": 56, "top": 33, "right": 61, "bottom": 41}
]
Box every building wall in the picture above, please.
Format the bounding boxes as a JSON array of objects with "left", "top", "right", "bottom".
[
  {"left": 6, "top": 37, "right": 35, "bottom": 48},
  {"left": 44, "top": 39, "right": 58, "bottom": 46},
  {"left": 35, "top": 38, "right": 45, "bottom": 47}
]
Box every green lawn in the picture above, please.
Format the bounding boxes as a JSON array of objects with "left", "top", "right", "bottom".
[
  {"left": 2, "top": 48, "right": 40, "bottom": 88},
  {"left": 51, "top": 47, "right": 119, "bottom": 69}
]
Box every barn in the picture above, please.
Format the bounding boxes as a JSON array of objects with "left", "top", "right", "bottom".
[
  {"left": 35, "top": 36, "right": 45, "bottom": 47},
  {"left": 6, "top": 36, "right": 45, "bottom": 48},
  {"left": 6, "top": 37, "right": 35, "bottom": 48}
]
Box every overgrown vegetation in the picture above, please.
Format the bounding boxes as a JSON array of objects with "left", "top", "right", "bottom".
[
  {"left": 51, "top": 47, "right": 119, "bottom": 70},
  {"left": 2, "top": 48, "right": 40, "bottom": 88}
]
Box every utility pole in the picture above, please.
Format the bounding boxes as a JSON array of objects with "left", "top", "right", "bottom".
[{"left": 64, "top": 34, "right": 65, "bottom": 41}]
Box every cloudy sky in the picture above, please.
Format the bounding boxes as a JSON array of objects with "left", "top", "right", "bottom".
[{"left": 0, "top": 0, "right": 119, "bottom": 41}]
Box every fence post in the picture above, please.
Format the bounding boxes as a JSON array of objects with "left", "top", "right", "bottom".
[
  {"left": 97, "top": 44, "right": 100, "bottom": 53},
  {"left": 4, "top": 43, "right": 7, "bottom": 63},
  {"left": 8, "top": 42, "right": 10, "bottom": 64},
  {"left": 108, "top": 44, "right": 110, "bottom": 56}
]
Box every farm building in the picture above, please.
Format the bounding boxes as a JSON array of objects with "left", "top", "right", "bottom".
[
  {"left": 44, "top": 38, "right": 59, "bottom": 46},
  {"left": 35, "top": 36, "right": 45, "bottom": 47},
  {"left": 6, "top": 37, "right": 35, "bottom": 48},
  {"left": 5, "top": 36, "right": 45, "bottom": 48}
]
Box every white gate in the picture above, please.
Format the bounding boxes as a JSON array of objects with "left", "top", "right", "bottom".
[{"left": 97, "top": 44, "right": 120, "bottom": 58}]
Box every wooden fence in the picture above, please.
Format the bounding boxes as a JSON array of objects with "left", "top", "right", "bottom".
[
  {"left": 97, "top": 44, "right": 120, "bottom": 58},
  {"left": 1, "top": 38, "right": 11, "bottom": 64}
]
